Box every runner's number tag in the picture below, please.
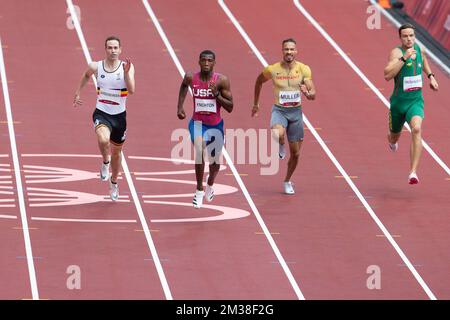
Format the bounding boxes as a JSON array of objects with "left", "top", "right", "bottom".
[
  {"left": 195, "top": 99, "right": 217, "bottom": 113},
  {"left": 279, "top": 90, "right": 301, "bottom": 106},
  {"left": 403, "top": 75, "right": 422, "bottom": 92}
]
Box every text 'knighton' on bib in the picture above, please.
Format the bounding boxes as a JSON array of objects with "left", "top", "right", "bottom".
[{"left": 195, "top": 99, "right": 217, "bottom": 113}]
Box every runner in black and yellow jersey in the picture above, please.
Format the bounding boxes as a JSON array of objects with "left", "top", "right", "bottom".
[
  {"left": 253, "top": 38, "right": 316, "bottom": 194},
  {"left": 384, "top": 24, "right": 439, "bottom": 184}
]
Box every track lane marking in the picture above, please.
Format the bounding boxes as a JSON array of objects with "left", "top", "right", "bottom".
[
  {"left": 291, "top": 0, "right": 436, "bottom": 299},
  {"left": 66, "top": 0, "right": 172, "bottom": 300},
  {"left": 220, "top": 0, "right": 436, "bottom": 300},
  {"left": 0, "top": 37, "right": 39, "bottom": 300},
  {"left": 143, "top": 0, "right": 305, "bottom": 300}
]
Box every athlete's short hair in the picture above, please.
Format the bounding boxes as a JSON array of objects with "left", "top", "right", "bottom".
[
  {"left": 199, "top": 50, "right": 216, "bottom": 60},
  {"left": 105, "top": 36, "right": 121, "bottom": 48},
  {"left": 398, "top": 24, "right": 415, "bottom": 37},
  {"left": 282, "top": 38, "right": 297, "bottom": 46}
]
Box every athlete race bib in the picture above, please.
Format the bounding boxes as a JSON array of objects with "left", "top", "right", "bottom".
[
  {"left": 195, "top": 99, "right": 217, "bottom": 113},
  {"left": 97, "top": 88, "right": 124, "bottom": 105},
  {"left": 279, "top": 90, "right": 301, "bottom": 106},
  {"left": 403, "top": 75, "right": 423, "bottom": 92}
]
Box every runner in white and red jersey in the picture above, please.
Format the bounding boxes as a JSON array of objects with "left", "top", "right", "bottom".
[{"left": 73, "top": 36, "right": 135, "bottom": 201}]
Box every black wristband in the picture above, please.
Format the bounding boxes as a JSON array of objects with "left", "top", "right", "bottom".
[
  {"left": 427, "top": 73, "right": 435, "bottom": 79},
  {"left": 400, "top": 56, "right": 406, "bottom": 63}
]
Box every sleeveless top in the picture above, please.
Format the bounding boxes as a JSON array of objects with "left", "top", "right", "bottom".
[
  {"left": 96, "top": 60, "right": 128, "bottom": 115},
  {"left": 191, "top": 72, "right": 222, "bottom": 126},
  {"left": 391, "top": 43, "right": 423, "bottom": 101}
]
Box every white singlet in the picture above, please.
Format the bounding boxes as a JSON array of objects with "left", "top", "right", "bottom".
[{"left": 95, "top": 60, "right": 128, "bottom": 115}]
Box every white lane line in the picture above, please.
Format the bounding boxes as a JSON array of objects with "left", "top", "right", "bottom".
[
  {"left": 0, "top": 37, "right": 39, "bottom": 299},
  {"left": 368, "top": 0, "right": 449, "bottom": 75},
  {"left": 129, "top": 156, "right": 196, "bottom": 164},
  {"left": 22, "top": 154, "right": 101, "bottom": 157},
  {"left": 293, "top": 1, "right": 443, "bottom": 299},
  {"left": 223, "top": 0, "right": 437, "bottom": 300},
  {"left": 31, "top": 217, "right": 137, "bottom": 223},
  {"left": 0, "top": 214, "right": 17, "bottom": 219},
  {"left": 143, "top": 0, "right": 304, "bottom": 300},
  {"left": 293, "top": 0, "right": 449, "bottom": 177},
  {"left": 220, "top": 0, "right": 437, "bottom": 300},
  {"left": 66, "top": 0, "right": 173, "bottom": 300}
]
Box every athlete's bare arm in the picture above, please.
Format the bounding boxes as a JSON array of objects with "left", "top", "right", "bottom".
[
  {"left": 123, "top": 58, "right": 135, "bottom": 94},
  {"left": 421, "top": 48, "right": 439, "bottom": 91},
  {"left": 210, "top": 75, "right": 233, "bottom": 113},
  {"left": 73, "top": 62, "right": 97, "bottom": 107},
  {"left": 252, "top": 72, "right": 271, "bottom": 117},
  {"left": 384, "top": 47, "right": 416, "bottom": 81},
  {"left": 177, "top": 72, "right": 192, "bottom": 120},
  {"left": 300, "top": 79, "right": 316, "bottom": 100}
]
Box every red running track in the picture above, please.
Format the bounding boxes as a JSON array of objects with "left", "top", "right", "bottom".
[
  {"left": 0, "top": 0, "right": 448, "bottom": 299},
  {"left": 222, "top": 0, "right": 449, "bottom": 298}
]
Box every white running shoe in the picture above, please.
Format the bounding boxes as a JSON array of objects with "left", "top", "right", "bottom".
[
  {"left": 193, "top": 189, "right": 205, "bottom": 208},
  {"left": 205, "top": 175, "right": 214, "bottom": 202},
  {"left": 279, "top": 143, "right": 286, "bottom": 160},
  {"left": 109, "top": 179, "right": 119, "bottom": 201},
  {"left": 389, "top": 142, "right": 398, "bottom": 152},
  {"left": 408, "top": 172, "right": 419, "bottom": 185},
  {"left": 283, "top": 181, "right": 295, "bottom": 195},
  {"left": 100, "top": 161, "right": 110, "bottom": 181}
]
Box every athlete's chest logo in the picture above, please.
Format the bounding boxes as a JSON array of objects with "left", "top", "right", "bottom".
[{"left": 193, "top": 88, "right": 213, "bottom": 97}]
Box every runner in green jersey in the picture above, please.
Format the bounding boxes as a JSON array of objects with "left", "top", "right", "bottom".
[{"left": 384, "top": 23, "right": 439, "bottom": 184}]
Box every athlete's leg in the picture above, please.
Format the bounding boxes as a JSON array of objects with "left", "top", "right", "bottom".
[
  {"left": 204, "top": 124, "right": 225, "bottom": 187},
  {"left": 107, "top": 142, "right": 122, "bottom": 201},
  {"left": 284, "top": 107, "right": 304, "bottom": 182},
  {"left": 95, "top": 126, "right": 111, "bottom": 163},
  {"left": 194, "top": 164, "right": 205, "bottom": 190},
  {"left": 387, "top": 105, "right": 406, "bottom": 151},
  {"left": 192, "top": 137, "right": 206, "bottom": 208},
  {"left": 194, "top": 136, "right": 205, "bottom": 191},
  {"left": 388, "top": 131, "right": 401, "bottom": 144},
  {"left": 387, "top": 131, "right": 401, "bottom": 152},
  {"left": 271, "top": 124, "right": 286, "bottom": 145},
  {"left": 207, "top": 164, "right": 219, "bottom": 183},
  {"left": 284, "top": 140, "right": 302, "bottom": 182},
  {"left": 270, "top": 106, "right": 289, "bottom": 159},
  {"left": 271, "top": 125, "right": 286, "bottom": 159},
  {"left": 206, "top": 142, "right": 220, "bottom": 186},
  {"left": 409, "top": 115, "right": 423, "bottom": 174},
  {"left": 206, "top": 146, "right": 221, "bottom": 187},
  {"left": 109, "top": 142, "right": 123, "bottom": 183},
  {"left": 189, "top": 119, "right": 207, "bottom": 191}
]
